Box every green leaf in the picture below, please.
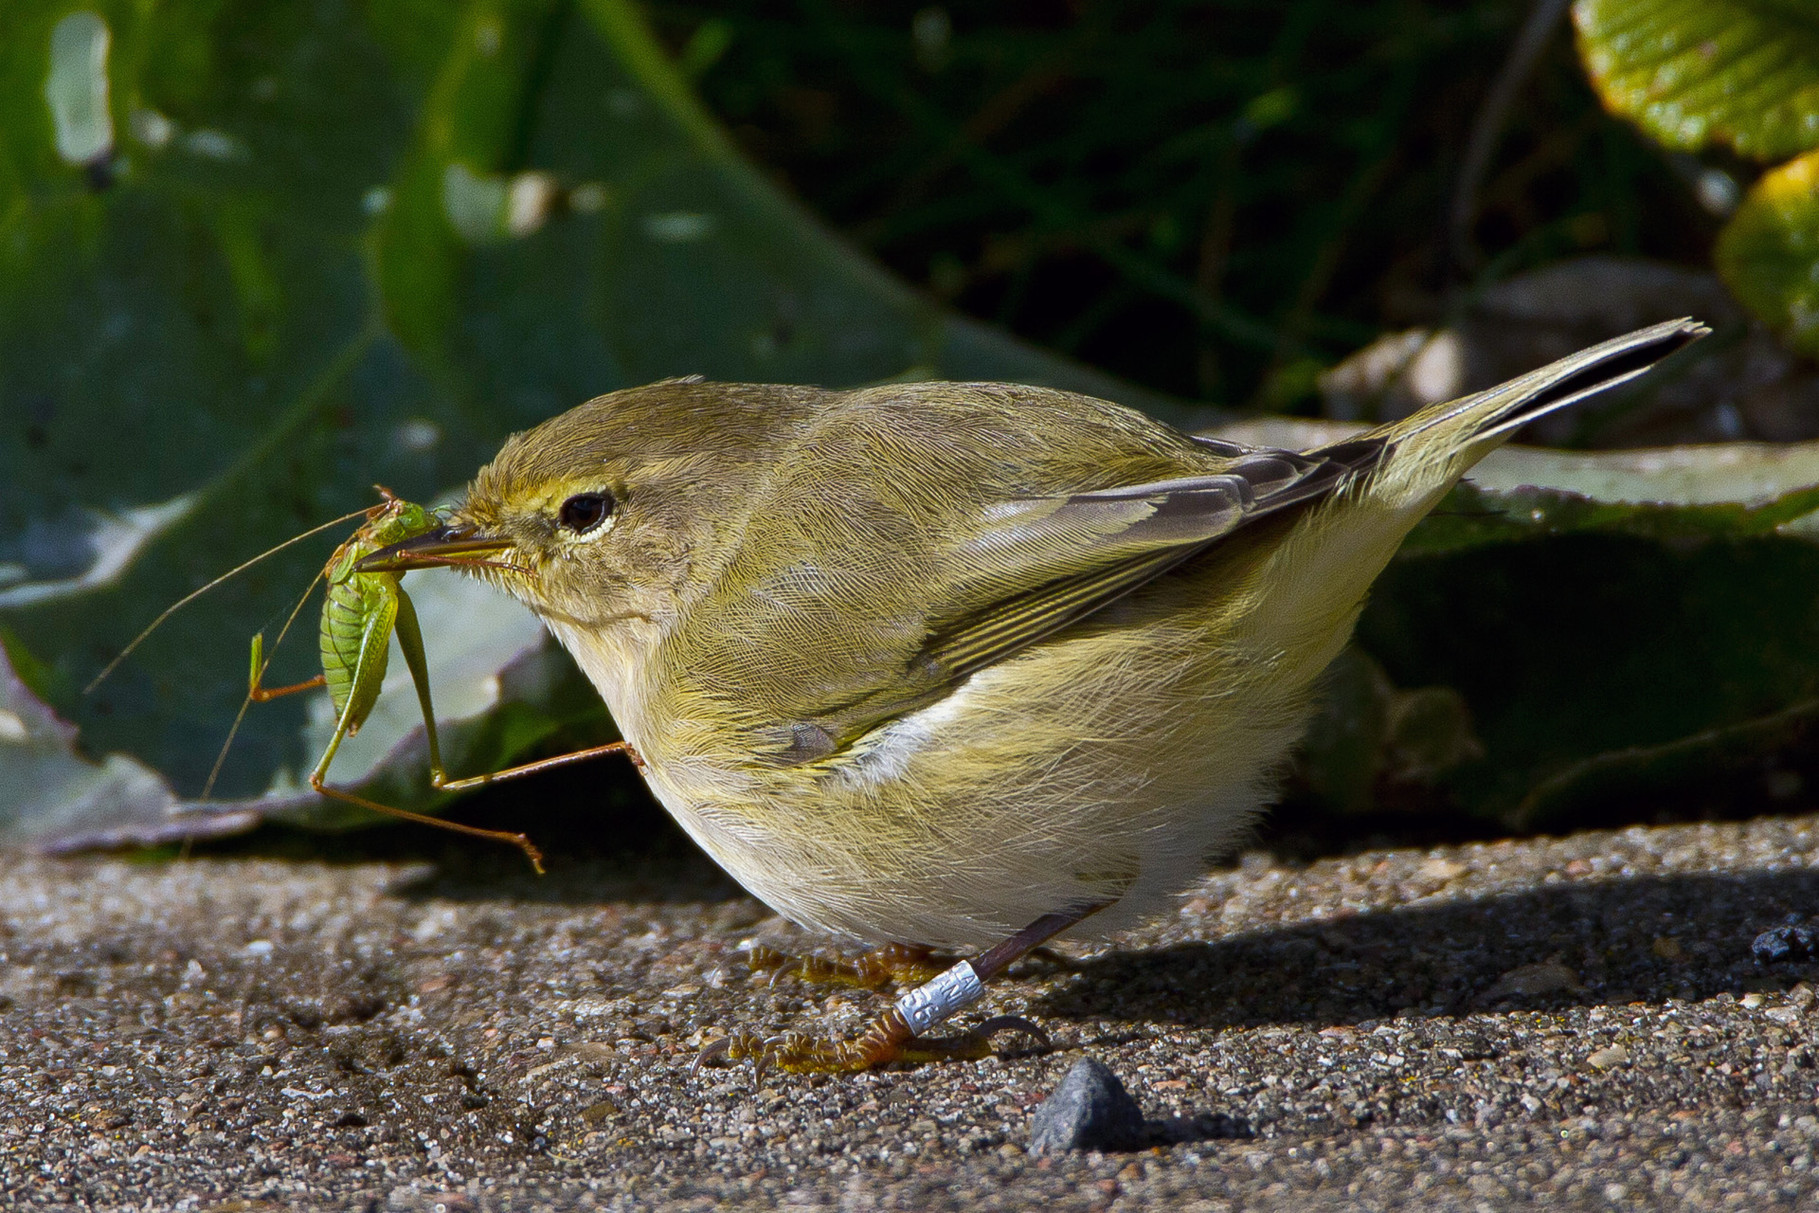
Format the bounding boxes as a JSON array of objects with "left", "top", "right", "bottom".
[
  {"left": 1574, "top": 0, "right": 1819, "bottom": 159},
  {"left": 1716, "top": 150, "right": 1819, "bottom": 356},
  {"left": 0, "top": 0, "right": 1161, "bottom": 850}
]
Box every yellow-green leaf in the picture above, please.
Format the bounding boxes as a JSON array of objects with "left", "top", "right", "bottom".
[
  {"left": 1716, "top": 150, "right": 1819, "bottom": 355},
  {"left": 1574, "top": 0, "right": 1819, "bottom": 159}
]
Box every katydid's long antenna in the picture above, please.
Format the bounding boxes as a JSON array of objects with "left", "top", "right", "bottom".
[{"left": 84, "top": 506, "right": 372, "bottom": 695}]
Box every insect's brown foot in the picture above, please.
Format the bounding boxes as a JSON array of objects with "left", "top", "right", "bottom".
[
  {"left": 695, "top": 1013, "right": 1046, "bottom": 1075},
  {"left": 743, "top": 941, "right": 947, "bottom": 990}
]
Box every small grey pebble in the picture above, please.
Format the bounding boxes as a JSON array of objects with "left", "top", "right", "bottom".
[
  {"left": 1028, "top": 1057, "right": 1146, "bottom": 1154},
  {"left": 1754, "top": 921, "right": 1817, "bottom": 964}
]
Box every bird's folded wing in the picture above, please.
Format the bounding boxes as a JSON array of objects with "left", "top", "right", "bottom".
[{"left": 916, "top": 439, "right": 1383, "bottom": 685}]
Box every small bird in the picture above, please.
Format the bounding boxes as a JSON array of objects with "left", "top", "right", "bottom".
[{"left": 365, "top": 319, "right": 1703, "bottom": 1070}]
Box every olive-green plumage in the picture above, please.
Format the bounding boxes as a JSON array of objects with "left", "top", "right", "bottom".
[{"left": 408, "top": 321, "right": 1701, "bottom": 949}]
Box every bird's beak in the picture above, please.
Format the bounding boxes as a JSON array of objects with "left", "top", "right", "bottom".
[{"left": 356, "top": 523, "right": 518, "bottom": 573}]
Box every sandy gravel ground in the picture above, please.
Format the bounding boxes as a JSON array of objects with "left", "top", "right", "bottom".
[{"left": 4, "top": 813, "right": 1819, "bottom": 1210}]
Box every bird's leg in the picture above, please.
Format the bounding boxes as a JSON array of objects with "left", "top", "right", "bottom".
[
  {"left": 698, "top": 903, "right": 1107, "bottom": 1075},
  {"left": 743, "top": 941, "right": 948, "bottom": 990}
]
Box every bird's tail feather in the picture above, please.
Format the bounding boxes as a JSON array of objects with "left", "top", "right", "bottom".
[{"left": 1382, "top": 317, "right": 1708, "bottom": 458}]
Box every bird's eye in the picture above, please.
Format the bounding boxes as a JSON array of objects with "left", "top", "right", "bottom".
[{"left": 557, "top": 492, "right": 615, "bottom": 535}]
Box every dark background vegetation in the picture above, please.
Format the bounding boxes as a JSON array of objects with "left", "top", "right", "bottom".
[{"left": 648, "top": 0, "right": 1711, "bottom": 409}]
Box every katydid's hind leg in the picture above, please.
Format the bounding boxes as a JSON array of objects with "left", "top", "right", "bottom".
[
  {"left": 302, "top": 660, "right": 547, "bottom": 872},
  {"left": 307, "top": 781, "right": 546, "bottom": 873},
  {"left": 432, "top": 740, "right": 642, "bottom": 792},
  {"left": 245, "top": 632, "right": 326, "bottom": 702},
  {"left": 305, "top": 587, "right": 545, "bottom": 871},
  {"left": 387, "top": 587, "right": 447, "bottom": 780},
  {"left": 388, "top": 587, "right": 642, "bottom": 794}
]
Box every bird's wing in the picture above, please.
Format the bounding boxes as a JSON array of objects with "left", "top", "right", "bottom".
[
  {"left": 672, "top": 325, "right": 1707, "bottom": 761},
  {"left": 685, "top": 430, "right": 1387, "bottom": 760},
  {"left": 916, "top": 438, "right": 1383, "bottom": 685}
]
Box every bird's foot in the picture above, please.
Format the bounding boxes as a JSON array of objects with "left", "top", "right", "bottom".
[
  {"left": 694, "top": 1011, "right": 1046, "bottom": 1075},
  {"left": 743, "top": 941, "right": 947, "bottom": 990}
]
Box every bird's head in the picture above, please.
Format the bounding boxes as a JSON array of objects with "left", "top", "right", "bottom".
[{"left": 360, "top": 380, "right": 826, "bottom": 643}]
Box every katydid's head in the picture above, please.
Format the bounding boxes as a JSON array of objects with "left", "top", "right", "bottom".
[
  {"left": 359, "top": 379, "right": 826, "bottom": 638},
  {"left": 369, "top": 497, "right": 439, "bottom": 545}
]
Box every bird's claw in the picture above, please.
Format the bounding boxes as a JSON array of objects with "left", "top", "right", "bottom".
[
  {"left": 742, "top": 942, "right": 946, "bottom": 990},
  {"left": 692, "top": 1014, "right": 1048, "bottom": 1075}
]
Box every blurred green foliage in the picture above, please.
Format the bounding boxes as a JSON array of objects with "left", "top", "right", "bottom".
[
  {"left": 652, "top": 0, "right": 1715, "bottom": 405},
  {"left": 1576, "top": 0, "right": 1819, "bottom": 354}
]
